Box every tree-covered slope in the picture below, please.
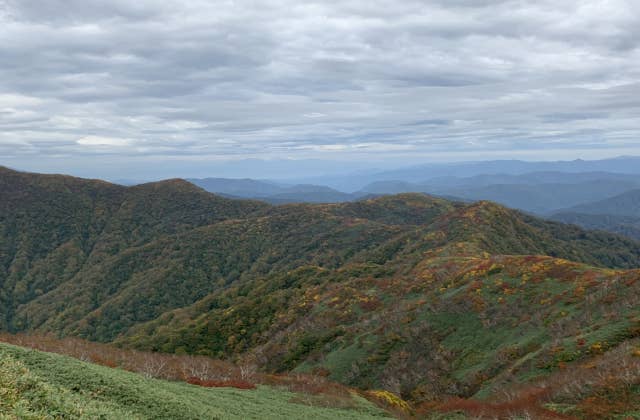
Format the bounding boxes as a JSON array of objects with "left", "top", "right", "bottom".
[
  {"left": 118, "top": 215, "right": 640, "bottom": 404},
  {"left": 0, "top": 166, "right": 268, "bottom": 331}
]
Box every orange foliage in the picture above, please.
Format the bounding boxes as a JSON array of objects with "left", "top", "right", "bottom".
[{"left": 434, "top": 387, "right": 572, "bottom": 419}]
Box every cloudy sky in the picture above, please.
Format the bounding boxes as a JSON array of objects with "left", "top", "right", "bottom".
[{"left": 1, "top": 0, "right": 639, "bottom": 179}]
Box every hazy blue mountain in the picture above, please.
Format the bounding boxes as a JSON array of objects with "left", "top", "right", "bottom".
[
  {"left": 550, "top": 212, "right": 640, "bottom": 241},
  {"left": 188, "top": 178, "right": 284, "bottom": 198},
  {"left": 547, "top": 189, "right": 640, "bottom": 241},
  {"left": 546, "top": 190, "right": 640, "bottom": 241},
  {"left": 359, "top": 175, "right": 640, "bottom": 214},
  {"left": 557, "top": 189, "right": 640, "bottom": 217},
  {"left": 423, "top": 171, "right": 640, "bottom": 188},
  {"left": 112, "top": 179, "right": 148, "bottom": 186},
  {"left": 370, "top": 156, "right": 640, "bottom": 184},
  {"left": 298, "top": 156, "right": 640, "bottom": 191},
  {"left": 189, "top": 170, "right": 640, "bottom": 211},
  {"left": 265, "top": 185, "right": 355, "bottom": 203},
  {"left": 441, "top": 180, "right": 640, "bottom": 214},
  {"left": 357, "top": 180, "right": 419, "bottom": 194},
  {"left": 189, "top": 178, "right": 356, "bottom": 203}
]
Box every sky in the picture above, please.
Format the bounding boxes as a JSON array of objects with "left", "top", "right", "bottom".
[{"left": 1, "top": 0, "right": 640, "bottom": 179}]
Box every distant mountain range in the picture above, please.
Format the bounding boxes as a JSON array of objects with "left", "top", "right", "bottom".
[
  {"left": 188, "top": 178, "right": 356, "bottom": 204},
  {"left": 294, "top": 156, "right": 640, "bottom": 191},
  {"left": 358, "top": 173, "right": 640, "bottom": 214},
  {"left": 556, "top": 188, "right": 640, "bottom": 217},
  {"left": 104, "top": 158, "right": 640, "bottom": 244},
  {"left": 187, "top": 170, "right": 640, "bottom": 218},
  {"left": 551, "top": 189, "right": 640, "bottom": 241}
]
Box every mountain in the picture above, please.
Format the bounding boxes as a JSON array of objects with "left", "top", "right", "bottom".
[
  {"left": 442, "top": 180, "right": 640, "bottom": 214},
  {"left": 551, "top": 212, "right": 640, "bottom": 241},
  {"left": 372, "top": 158, "right": 640, "bottom": 184},
  {"left": 188, "top": 177, "right": 285, "bottom": 197},
  {"left": 424, "top": 171, "right": 640, "bottom": 187},
  {"left": 189, "top": 177, "right": 356, "bottom": 203},
  {"left": 303, "top": 156, "right": 640, "bottom": 191},
  {"left": 188, "top": 169, "right": 640, "bottom": 212},
  {"left": 359, "top": 174, "right": 640, "bottom": 214},
  {"left": 549, "top": 190, "right": 640, "bottom": 241},
  {"left": 0, "top": 166, "right": 268, "bottom": 330},
  {"left": 557, "top": 189, "right": 640, "bottom": 217},
  {"left": 2, "top": 166, "right": 640, "bottom": 416}
]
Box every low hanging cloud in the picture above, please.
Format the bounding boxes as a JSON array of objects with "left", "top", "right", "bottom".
[{"left": 1, "top": 0, "right": 639, "bottom": 173}]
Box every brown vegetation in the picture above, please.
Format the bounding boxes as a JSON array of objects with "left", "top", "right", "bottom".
[
  {"left": 185, "top": 377, "right": 256, "bottom": 390},
  {"left": 0, "top": 333, "right": 346, "bottom": 396},
  {"left": 429, "top": 339, "right": 640, "bottom": 419}
]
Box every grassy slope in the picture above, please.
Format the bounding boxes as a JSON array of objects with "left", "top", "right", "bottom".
[{"left": 0, "top": 342, "right": 388, "bottom": 420}]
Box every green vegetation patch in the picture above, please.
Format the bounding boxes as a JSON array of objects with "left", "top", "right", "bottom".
[{"left": 0, "top": 343, "right": 389, "bottom": 420}]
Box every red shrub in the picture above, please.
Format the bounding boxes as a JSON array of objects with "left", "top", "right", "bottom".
[
  {"left": 91, "top": 354, "right": 119, "bottom": 368},
  {"left": 437, "top": 387, "right": 572, "bottom": 419}
]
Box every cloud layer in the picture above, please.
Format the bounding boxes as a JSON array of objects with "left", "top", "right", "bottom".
[{"left": 1, "top": 0, "right": 639, "bottom": 175}]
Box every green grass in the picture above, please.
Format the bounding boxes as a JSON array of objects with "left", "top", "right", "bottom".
[{"left": 0, "top": 343, "right": 390, "bottom": 419}]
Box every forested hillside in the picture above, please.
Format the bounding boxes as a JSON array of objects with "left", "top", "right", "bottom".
[{"left": 2, "top": 166, "right": 640, "bottom": 417}]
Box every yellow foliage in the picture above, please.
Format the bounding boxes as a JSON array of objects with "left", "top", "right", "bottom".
[
  {"left": 366, "top": 390, "right": 411, "bottom": 413},
  {"left": 590, "top": 342, "right": 605, "bottom": 354}
]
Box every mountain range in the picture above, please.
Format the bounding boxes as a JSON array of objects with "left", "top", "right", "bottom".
[
  {"left": 188, "top": 178, "right": 355, "bottom": 204},
  {"left": 187, "top": 170, "right": 640, "bottom": 217},
  {"left": 2, "top": 165, "right": 640, "bottom": 417},
  {"left": 183, "top": 163, "right": 640, "bottom": 247},
  {"left": 292, "top": 156, "right": 640, "bottom": 192},
  {"left": 551, "top": 189, "right": 640, "bottom": 241}
]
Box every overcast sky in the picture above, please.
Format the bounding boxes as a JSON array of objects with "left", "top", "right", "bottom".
[{"left": 1, "top": 0, "right": 639, "bottom": 179}]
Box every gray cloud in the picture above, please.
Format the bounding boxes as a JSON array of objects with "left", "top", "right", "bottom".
[{"left": 1, "top": 0, "right": 639, "bottom": 177}]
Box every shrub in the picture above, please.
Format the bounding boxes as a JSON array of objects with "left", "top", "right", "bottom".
[
  {"left": 186, "top": 376, "right": 256, "bottom": 390},
  {"left": 364, "top": 389, "right": 411, "bottom": 414}
]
